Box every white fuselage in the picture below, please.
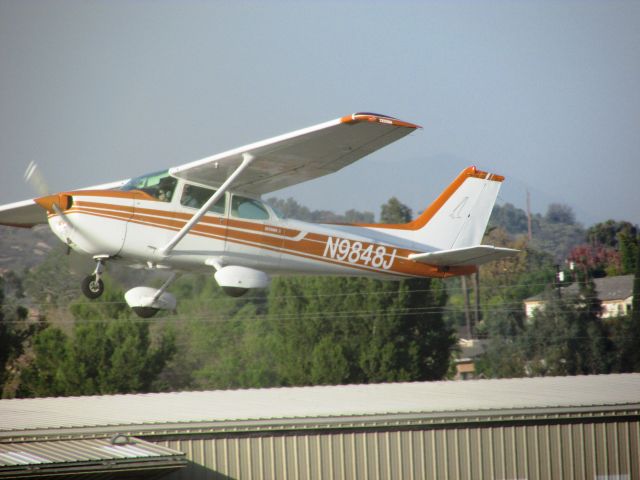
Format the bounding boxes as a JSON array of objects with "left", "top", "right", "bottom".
[
  {"left": 47, "top": 179, "right": 440, "bottom": 281},
  {"left": 42, "top": 165, "right": 505, "bottom": 283}
]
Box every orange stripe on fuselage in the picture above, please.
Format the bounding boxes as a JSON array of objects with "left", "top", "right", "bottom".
[{"left": 57, "top": 200, "right": 474, "bottom": 279}]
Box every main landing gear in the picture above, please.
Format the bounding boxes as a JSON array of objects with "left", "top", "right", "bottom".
[
  {"left": 81, "top": 255, "right": 108, "bottom": 299},
  {"left": 80, "top": 256, "right": 178, "bottom": 319}
]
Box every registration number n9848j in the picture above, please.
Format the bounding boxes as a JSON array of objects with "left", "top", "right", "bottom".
[{"left": 322, "top": 237, "right": 396, "bottom": 270}]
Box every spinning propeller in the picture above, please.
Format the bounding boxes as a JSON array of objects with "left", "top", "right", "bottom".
[{"left": 24, "top": 161, "right": 73, "bottom": 228}]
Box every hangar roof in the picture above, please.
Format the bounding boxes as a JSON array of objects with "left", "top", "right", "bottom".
[
  {"left": 2, "top": 374, "right": 639, "bottom": 439},
  {"left": 0, "top": 437, "right": 186, "bottom": 479}
]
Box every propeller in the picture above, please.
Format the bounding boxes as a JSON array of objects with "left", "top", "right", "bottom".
[
  {"left": 24, "top": 161, "right": 49, "bottom": 197},
  {"left": 24, "top": 161, "right": 74, "bottom": 229},
  {"left": 23, "top": 163, "right": 101, "bottom": 281}
]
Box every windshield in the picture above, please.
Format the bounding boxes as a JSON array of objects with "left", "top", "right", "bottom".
[{"left": 120, "top": 170, "right": 177, "bottom": 202}]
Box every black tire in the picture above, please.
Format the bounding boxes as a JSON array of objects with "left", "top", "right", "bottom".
[
  {"left": 132, "top": 307, "right": 159, "bottom": 318},
  {"left": 81, "top": 274, "right": 104, "bottom": 299}
]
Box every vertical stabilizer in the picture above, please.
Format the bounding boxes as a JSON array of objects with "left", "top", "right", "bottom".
[{"left": 368, "top": 167, "right": 504, "bottom": 250}]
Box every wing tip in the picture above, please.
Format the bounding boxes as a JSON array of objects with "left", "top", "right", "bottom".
[{"left": 341, "top": 112, "right": 421, "bottom": 129}]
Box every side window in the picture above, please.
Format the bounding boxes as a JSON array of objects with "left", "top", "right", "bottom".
[
  {"left": 180, "top": 184, "right": 226, "bottom": 215},
  {"left": 231, "top": 195, "right": 270, "bottom": 220},
  {"left": 156, "top": 176, "right": 177, "bottom": 202}
]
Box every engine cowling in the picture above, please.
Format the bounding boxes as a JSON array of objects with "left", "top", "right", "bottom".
[{"left": 214, "top": 266, "right": 270, "bottom": 297}]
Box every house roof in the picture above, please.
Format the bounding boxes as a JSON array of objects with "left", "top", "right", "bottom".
[{"left": 524, "top": 274, "right": 634, "bottom": 303}]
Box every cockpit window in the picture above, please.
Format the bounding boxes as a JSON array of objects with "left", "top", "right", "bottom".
[
  {"left": 120, "top": 170, "right": 177, "bottom": 202},
  {"left": 180, "top": 184, "right": 226, "bottom": 215},
  {"left": 270, "top": 204, "right": 287, "bottom": 219},
  {"left": 231, "top": 195, "right": 270, "bottom": 220}
]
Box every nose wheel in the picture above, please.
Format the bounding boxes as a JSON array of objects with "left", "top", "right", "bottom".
[
  {"left": 81, "top": 256, "right": 108, "bottom": 300},
  {"left": 81, "top": 274, "right": 105, "bottom": 299}
]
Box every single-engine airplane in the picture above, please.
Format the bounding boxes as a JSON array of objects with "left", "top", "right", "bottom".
[{"left": 0, "top": 113, "right": 517, "bottom": 317}]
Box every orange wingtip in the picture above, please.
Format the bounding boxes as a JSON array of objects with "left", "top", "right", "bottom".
[{"left": 340, "top": 112, "right": 421, "bottom": 129}]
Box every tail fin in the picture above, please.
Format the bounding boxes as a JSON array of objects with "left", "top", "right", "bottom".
[{"left": 371, "top": 166, "right": 504, "bottom": 250}]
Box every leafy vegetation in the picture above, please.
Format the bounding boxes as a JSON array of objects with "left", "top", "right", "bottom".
[
  {"left": 16, "top": 285, "right": 176, "bottom": 397},
  {"left": 473, "top": 203, "right": 640, "bottom": 378},
  {"left": 1, "top": 197, "right": 639, "bottom": 398}
]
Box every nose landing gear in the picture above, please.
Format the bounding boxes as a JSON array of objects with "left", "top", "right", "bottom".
[{"left": 81, "top": 255, "right": 108, "bottom": 299}]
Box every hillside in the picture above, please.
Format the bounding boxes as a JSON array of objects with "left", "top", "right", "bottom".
[{"left": 0, "top": 225, "right": 59, "bottom": 273}]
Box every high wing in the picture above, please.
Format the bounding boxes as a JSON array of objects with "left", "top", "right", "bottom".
[
  {"left": 0, "top": 199, "right": 47, "bottom": 228},
  {"left": 0, "top": 113, "right": 418, "bottom": 228},
  {"left": 0, "top": 179, "right": 129, "bottom": 228},
  {"left": 408, "top": 245, "right": 519, "bottom": 267},
  {"left": 169, "top": 112, "right": 420, "bottom": 195}
]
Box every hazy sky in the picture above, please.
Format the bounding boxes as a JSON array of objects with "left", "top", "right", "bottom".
[{"left": 1, "top": 0, "right": 639, "bottom": 226}]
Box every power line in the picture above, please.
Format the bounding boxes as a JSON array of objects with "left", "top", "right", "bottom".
[{"left": 2, "top": 278, "right": 612, "bottom": 309}]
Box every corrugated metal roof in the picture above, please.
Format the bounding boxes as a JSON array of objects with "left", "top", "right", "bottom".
[
  {"left": 0, "top": 437, "right": 186, "bottom": 478},
  {"left": 1, "top": 374, "right": 639, "bottom": 436},
  {"left": 0, "top": 437, "right": 182, "bottom": 466}
]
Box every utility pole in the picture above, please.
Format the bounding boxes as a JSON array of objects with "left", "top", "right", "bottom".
[
  {"left": 473, "top": 271, "right": 481, "bottom": 330},
  {"left": 555, "top": 264, "right": 562, "bottom": 299},
  {"left": 526, "top": 189, "right": 533, "bottom": 242},
  {"left": 462, "top": 275, "right": 472, "bottom": 339}
]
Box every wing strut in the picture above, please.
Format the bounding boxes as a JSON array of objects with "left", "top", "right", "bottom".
[{"left": 159, "top": 153, "right": 255, "bottom": 256}]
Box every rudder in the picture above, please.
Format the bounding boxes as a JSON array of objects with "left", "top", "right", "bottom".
[{"left": 369, "top": 166, "right": 504, "bottom": 250}]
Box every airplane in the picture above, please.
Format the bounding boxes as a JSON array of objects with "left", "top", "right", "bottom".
[{"left": 0, "top": 112, "right": 517, "bottom": 318}]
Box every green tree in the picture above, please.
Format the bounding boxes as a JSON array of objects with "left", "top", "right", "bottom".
[
  {"left": 158, "top": 273, "right": 277, "bottom": 391},
  {"left": 530, "top": 217, "right": 585, "bottom": 263},
  {"left": 633, "top": 240, "right": 640, "bottom": 325},
  {"left": 0, "top": 275, "right": 44, "bottom": 397},
  {"left": 17, "top": 286, "right": 175, "bottom": 397},
  {"left": 488, "top": 203, "right": 529, "bottom": 235},
  {"left": 586, "top": 220, "right": 637, "bottom": 248},
  {"left": 266, "top": 275, "right": 454, "bottom": 385},
  {"left": 261, "top": 196, "right": 454, "bottom": 386},
  {"left": 380, "top": 197, "right": 412, "bottom": 223},
  {"left": 520, "top": 284, "right": 612, "bottom": 376},
  {"left": 17, "top": 327, "right": 69, "bottom": 396},
  {"left": 575, "top": 220, "right": 638, "bottom": 276},
  {"left": 343, "top": 209, "right": 375, "bottom": 224},
  {"left": 545, "top": 203, "right": 576, "bottom": 225},
  {"left": 266, "top": 197, "right": 374, "bottom": 224},
  {"left": 618, "top": 232, "right": 639, "bottom": 275},
  {"left": 360, "top": 277, "right": 453, "bottom": 382},
  {"left": 616, "top": 244, "right": 640, "bottom": 371},
  {"left": 267, "top": 197, "right": 313, "bottom": 221}
]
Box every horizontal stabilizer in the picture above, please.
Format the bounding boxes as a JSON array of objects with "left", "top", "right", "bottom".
[{"left": 408, "top": 245, "right": 519, "bottom": 267}]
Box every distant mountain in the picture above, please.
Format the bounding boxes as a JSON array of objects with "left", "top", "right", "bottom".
[
  {"left": 0, "top": 225, "right": 59, "bottom": 274},
  {"left": 489, "top": 202, "right": 586, "bottom": 261}
]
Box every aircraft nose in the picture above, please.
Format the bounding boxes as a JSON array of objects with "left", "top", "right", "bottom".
[{"left": 34, "top": 193, "right": 73, "bottom": 213}]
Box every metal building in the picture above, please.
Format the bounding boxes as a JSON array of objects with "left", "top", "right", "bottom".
[{"left": 1, "top": 374, "right": 639, "bottom": 479}]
